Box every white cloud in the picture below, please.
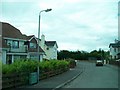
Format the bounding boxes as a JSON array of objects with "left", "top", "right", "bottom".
[{"left": 1, "top": 0, "right": 119, "bottom": 52}]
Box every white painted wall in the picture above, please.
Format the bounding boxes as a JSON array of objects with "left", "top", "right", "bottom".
[
  {"left": 2, "top": 50, "right": 6, "bottom": 64},
  {"left": 39, "top": 35, "right": 58, "bottom": 60},
  {"left": 110, "top": 46, "right": 119, "bottom": 59},
  {"left": 44, "top": 44, "right": 57, "bottom": 60}
]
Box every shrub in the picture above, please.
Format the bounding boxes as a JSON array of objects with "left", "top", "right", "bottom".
[
  {"left": 39, "top": 60, "right": 69, "bottom": 73},
  {"left": 65, "top": 59, "right": 76, "bottom": 68},
  {"left": 2, "top": 59, "right": 38, "bottom": 75},
  {"left": 2, "top": 59, "right": 70, "bottom": 75},
  {"left": 2, "top": 64, "right": 16, "bottom": 74}
]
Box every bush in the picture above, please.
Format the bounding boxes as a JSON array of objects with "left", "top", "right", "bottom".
[
  {"left": 2, "top": 59, "right": 38, "bottom": 75},
  {"left": 2, "top": 59, "right": 70, "bottom": 75},
  {"left": 66, "top": 59, "right": 76, "bottom": 68},
  {"left": 39, "top": 60, "right": 69, "bottom": 73}
]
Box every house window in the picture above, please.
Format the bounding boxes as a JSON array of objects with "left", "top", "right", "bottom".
[
  {"left": 30, "top": 43, "right": 36, "bottom": 48},
  {"left": 46, "top": 47, "right": 49, "bottom": 50},
  {"left": 12, "top": 40, "right": 19, "bottom": 48}
]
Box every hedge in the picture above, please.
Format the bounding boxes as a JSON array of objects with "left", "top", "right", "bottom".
[{"left": 2, "top": 59, "right": 70, "bottom": 75}]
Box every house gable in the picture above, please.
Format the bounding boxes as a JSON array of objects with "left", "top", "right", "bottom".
[{"left": 28, "top": 36, "right": 44, "bottom": 53}]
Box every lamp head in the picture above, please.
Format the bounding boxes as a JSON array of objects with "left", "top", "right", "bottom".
[{"left": 45, "top": 9, "right": 52, "bottom": 12}]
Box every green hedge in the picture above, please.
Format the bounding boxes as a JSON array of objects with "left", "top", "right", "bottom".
[
  {"left": 2, "top": 59, "right": 70, "bottom": 75},
  {"left": 2, "top": 59, "right": 38, "bottom": 74},
  {"left": 65, "top": 59, "right": 76, "bottom": 67},
  {"left": 39, "top": 60, "right": 69, "bottom": 72}
]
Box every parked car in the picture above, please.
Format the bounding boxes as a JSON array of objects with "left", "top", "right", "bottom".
[{"left": 96, "top": 60, "right": 103, "bottom": 66}]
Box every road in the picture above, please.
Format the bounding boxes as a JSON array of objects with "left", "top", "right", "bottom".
[{"left": 62, "top": 61, "right": 119, "bottom": 88}]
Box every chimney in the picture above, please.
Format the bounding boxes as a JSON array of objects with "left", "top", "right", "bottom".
[
  {"left": 115, "top": 39, "right": 118, "bottom": 43},
  {"left": 41, "top": 34, "right": 45, "bottom": 50}
]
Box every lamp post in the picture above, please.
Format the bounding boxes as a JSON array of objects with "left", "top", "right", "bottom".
[{"left": 37, "top": 8, "right": 52, "bottom": 82}]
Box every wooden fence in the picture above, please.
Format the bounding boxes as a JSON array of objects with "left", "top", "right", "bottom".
[
  {"left": 2, "top": 73, "right": 29, "bottom": 89},
  {"left": 2, "top": 67, "right": 69, "bottom": 89},
  {"left": 39, "top": 67, "right": 69, "bottom": 80},
  {"left": 109, "top": 60, "right": 120, "bottom": 67}
]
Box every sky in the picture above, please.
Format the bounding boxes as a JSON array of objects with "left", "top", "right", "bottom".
[{"left": 0, "top": 0, "right": 119, "bottom": 52}]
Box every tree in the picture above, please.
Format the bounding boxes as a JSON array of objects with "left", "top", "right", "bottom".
[{"left": 57, "top": 49, "right": 109, "bottom": 60}]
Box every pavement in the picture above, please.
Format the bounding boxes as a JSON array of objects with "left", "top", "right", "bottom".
[{"left": 18, "top": 62, "right": 84, "bottom": 90}]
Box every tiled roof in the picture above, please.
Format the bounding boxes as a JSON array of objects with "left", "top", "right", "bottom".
[
  {"left": 109, "top": 42, "right": 120, "bottom": 48},
  {"left": 1, "top": 22, "right": 34, "bottom": 41},
  {"left": 45, "top": 41, "right": 56, "bottom": 46},
  {"left": 2, "top": 22, "right": 24, "bottom": 39}
]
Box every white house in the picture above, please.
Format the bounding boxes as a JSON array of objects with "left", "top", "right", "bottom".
[
  {"left": 109, "top": 1, "right": 120, "bottom": 60},
  {"left": 39, "top": 34, "right": 58, "bottom": 60},
  {"left": 109, "top": 39, "right": 120, "bottom": 60},
  {"left": 1, "top": 22, "right": 44, "bottom": 64}
]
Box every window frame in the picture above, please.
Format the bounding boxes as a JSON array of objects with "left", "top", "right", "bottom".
[
  {"left": 12, "top": 40, "right": 19, "bottom": 48},
  {"left": 30, "top": 43, "right": 36, "bottom": 48}
]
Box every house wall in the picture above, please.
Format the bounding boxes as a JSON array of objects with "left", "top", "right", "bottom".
[
  {"left": 110, "top": 46, "right": 119, "bottom": 59},
  {"left": 45, "top": 44, "right": 57, "bottom": 60},
  {"left": 29, "top": 53, "right": 38, "bottom": 60},
  {"left": 2, "top": 50, "right": 6, "bottom": 64},
  {"left": 28, "top": 52, "right": 43, "bottom": 62}
]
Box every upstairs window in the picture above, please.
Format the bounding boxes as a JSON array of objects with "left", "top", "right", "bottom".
[
  {"left": 30, "top": 43, "right": 36, "bottom": 48},
  {"left": 12, "top": 40, "right": 19, "bottom": 48}
]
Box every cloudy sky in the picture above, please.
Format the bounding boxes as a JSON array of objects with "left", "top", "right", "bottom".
[{"left": 0, "top": 0, "right": 119, "bottom": 52}]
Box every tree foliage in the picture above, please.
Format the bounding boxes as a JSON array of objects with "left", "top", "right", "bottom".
[{"left": 58, "top": 50, "right": 109, "bottom": 60}]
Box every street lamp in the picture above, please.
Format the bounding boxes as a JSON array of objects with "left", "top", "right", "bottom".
[
  {"left": 37, "top": 8, "right": 52, "bottom": 82},
  {"left": 38, "top": 8, "right": 52, "bottom": 62}
]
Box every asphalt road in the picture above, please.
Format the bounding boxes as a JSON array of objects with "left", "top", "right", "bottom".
[{"left": 62, "top": 61, "right": 119, "bottom": 88}]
